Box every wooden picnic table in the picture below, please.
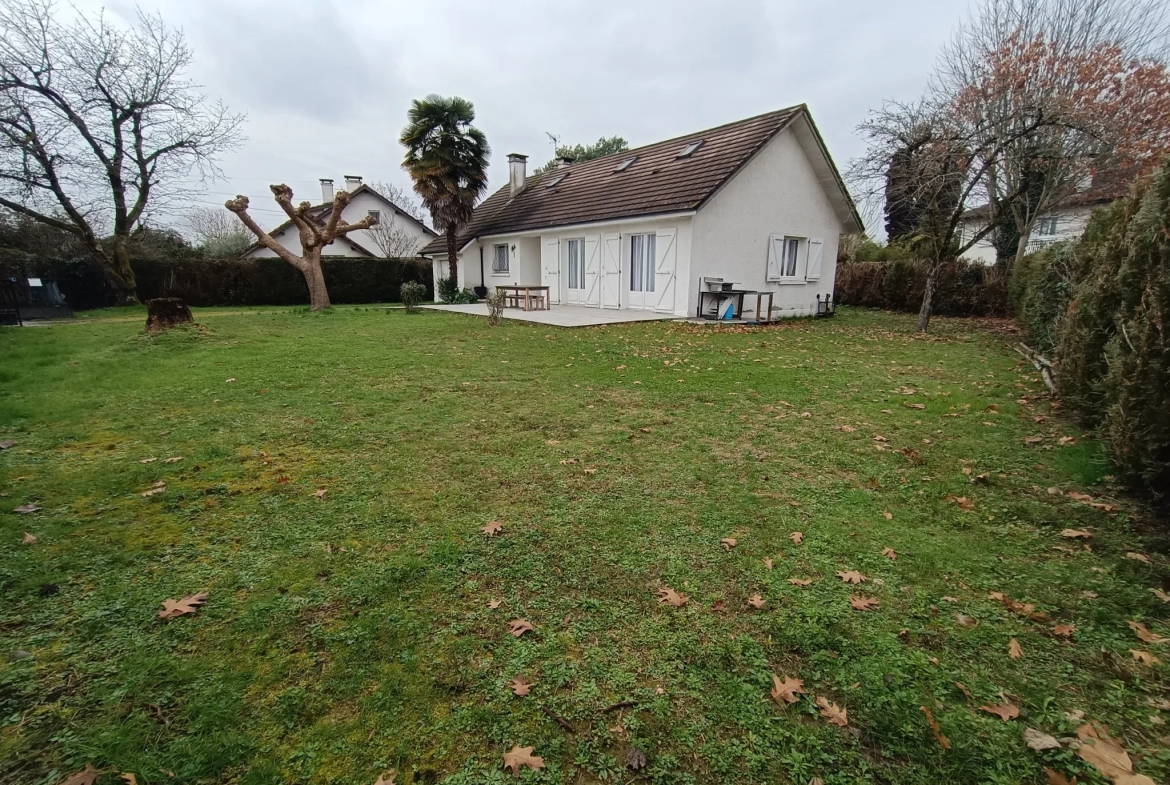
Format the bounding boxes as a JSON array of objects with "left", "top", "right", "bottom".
[{"left": 496, "top": 284, "right": 551, "bottom": 311}]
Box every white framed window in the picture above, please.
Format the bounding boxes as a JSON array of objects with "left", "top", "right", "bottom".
[
  {"left": 767, "top": 234, "right": 806, "bottom": 282},
  {"left": 630, "top": 233, "right": 656, "bottom": 292},
  {"left": 1036, "top": 216, "right": 1058, "bottom": 236},
  {"left": 492, "top": 243, "right": 509, "bottom": 275},
  {"left": 367, "top": 209, "right": 381, "bottom": 221},
  {"left": 567, "top": 238, "right": 585, "bottom": 290}
]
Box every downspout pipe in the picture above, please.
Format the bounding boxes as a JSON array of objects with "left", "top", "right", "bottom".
[{"left": 475, "top": 244, "right": 487, "bottom": 299}]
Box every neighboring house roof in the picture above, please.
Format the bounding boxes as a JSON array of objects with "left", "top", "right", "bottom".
[
  {"left": 241, "top": 183, "right": 436, "bottom": 257},
  {"left": 420, "top": 104, "right": 861, "bottom": 255},
  {"left": 959, "top": 167, "right": 1135, "bottom": 221}
]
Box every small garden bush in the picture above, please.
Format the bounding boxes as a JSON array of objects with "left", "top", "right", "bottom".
[
  {"left": 485, "top": 288, "right": 507, "bottom": 326},
  {"left": 436, "top": 276, "right": 479, "bottom": 304},
  {"left": 400, "top": 281, "right": 426, "bottom": 313},
  {"left": 835, "top": 258, "right": 1007, "bottom": 317},
  {"left": 1008, "top": 241, "right": 1078, "bottom": 355}
]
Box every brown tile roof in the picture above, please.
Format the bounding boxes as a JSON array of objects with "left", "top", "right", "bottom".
[{"left": 421, "top": 104, "right": 857, "bottom": 254}]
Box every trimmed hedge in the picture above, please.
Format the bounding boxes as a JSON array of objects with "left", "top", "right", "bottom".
[
  {"left": 3, "top": 253, "right": 432, "bottom": 310},
  {"left": 834, "top": 258, "right": 1008, "bottom": 317}
]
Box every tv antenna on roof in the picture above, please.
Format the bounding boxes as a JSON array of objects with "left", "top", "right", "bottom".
[{"left": 545, "top": 131, "right": 560, "bottom": 153}]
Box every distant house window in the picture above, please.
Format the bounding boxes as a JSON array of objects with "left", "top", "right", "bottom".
[
  {"left": 546, "top": 173, "right": 568, "bottom": 188},
  {"left": 630, "top": 234, "right": 656, "bottom": 292},
  {"left": 614, "top": 156, "right": 638, "bottom": 172},
  {"left": 367, "top": 210, "right": 381, "bottom": 221},
  {"left": 677, "top": 140, "right": 704, "bottom": 158},
  {"left": 492, "top": 244, "right": 509, "bottom": 274},
  {"left": 567, "top": 239, "right": 585, "bottom": 290},
  {"left": 1036, "top": 216, "right": 1058, "bottom": 236}
]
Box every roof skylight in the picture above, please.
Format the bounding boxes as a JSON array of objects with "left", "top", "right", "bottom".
[
  {"left": 545, "top": 173, "right": 568, "bottom": 188},
  {"left": 677, "top": 140, "right": 704, "bottom": 159},
  {"left": 614, "top": 156, "right": 638, "bottom": 172}
]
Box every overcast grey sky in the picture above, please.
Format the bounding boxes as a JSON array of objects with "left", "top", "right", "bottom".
[{"left": 82, "top": 0, "right": 971, "bottom": 232}]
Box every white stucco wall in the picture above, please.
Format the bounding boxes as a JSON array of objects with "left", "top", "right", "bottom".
[
  {"left": 690, "top": 120, "right": 846, "bottom": 319},
  {"left": 958, "top": 205, "right": 1096, "bottom": 265},
  {"left": 245, "top": 190, "right": 434, "bottom": 258}
]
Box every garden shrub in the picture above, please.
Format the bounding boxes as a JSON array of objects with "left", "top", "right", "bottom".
[
  {"left": 436, "top": 276, "right": 478, "bottom": 304},
  {"left": 485, "top": 288, "right": 507, "bottom": 326},
  {"left": 1008, "top": 241, "right": 1078, "bottom": 355},
  {"left": 835, "top": 258, "right": 1007, "bottom": 317},
  {"left": 400, "top": 281, "right": 426, "bottom": 313}
]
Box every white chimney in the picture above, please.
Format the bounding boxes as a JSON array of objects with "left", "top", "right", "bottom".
[
  {"left": 557, "top": 155, "right": 575, "bottom": 169},
  {"left": 320, "top": 178, "right": 334, "bottom": 202},
  {"left": 344, "top": 175, "right": 363, "bottom": 192},
  {"left": 508, "top": 154, "right": 528, "bottom": 197}
]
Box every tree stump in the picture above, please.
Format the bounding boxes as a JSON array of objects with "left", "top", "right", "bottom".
[{"left": 145, "top": 297, "right": 194, "bottom": 332}]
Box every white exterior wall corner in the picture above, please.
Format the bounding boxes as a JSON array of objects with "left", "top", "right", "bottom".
[{"left": 690, "top": 124, "right": 847, "bottom": 319}]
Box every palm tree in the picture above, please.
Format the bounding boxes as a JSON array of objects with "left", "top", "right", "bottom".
[{"left": 400, "top": 95, "right": 491, "bottom": 286}]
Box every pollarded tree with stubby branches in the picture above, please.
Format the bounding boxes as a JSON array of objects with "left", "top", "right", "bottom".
[
  {"left": 226, "top": 185, "right": 377, "bottom": 310},
  {"left": 0, "top": 0, "right": 243, "bottom": 304},
  {"left": 400, "top": 95, "right": 490, "bottom": 286}
]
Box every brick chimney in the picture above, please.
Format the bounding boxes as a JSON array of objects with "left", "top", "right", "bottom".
[
  {"left": 320, "top": 178, "right": 334, "bottom": 202},
  {"left": 508, "top": 154, "right": 528, "bottom": 197}
]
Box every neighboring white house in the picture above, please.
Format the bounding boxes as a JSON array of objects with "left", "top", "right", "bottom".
[
  {"left": 420, "top": 105, "right": 862, "bottom": 319},
  {"left": 242, "top": 176, "right": 436, "bottom": 259},
  {"left": 957, "top": 174, "right": 1125, "bottom": 265}
]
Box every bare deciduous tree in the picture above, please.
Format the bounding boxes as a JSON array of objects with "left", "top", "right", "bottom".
[
  {"left": 938, "top": 0, "right": 1170, "bottom": 267},
  {"left": 226, "top": 185, "right": 377, "bottom": 310},
  {"left": 0, "top": 0, "right": 243, "bottom": 303},
  {"left": 368, "top": 180, "right": 426, "bottom": 224},
  {"left": 184, "top": 206, "right": 251, "bottom": 257}
]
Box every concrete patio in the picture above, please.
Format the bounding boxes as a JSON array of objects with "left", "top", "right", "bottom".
[{"left": 421, "top": 303, "right": 679, "bottom": 327}]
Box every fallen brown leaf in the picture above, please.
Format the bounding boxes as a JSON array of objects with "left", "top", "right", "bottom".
[
  {"left": 921, "top": 705, "right": 951, "bottom": 749},
  {"left": 837, "top": 570, "right": 866, "bottom": 584},
  {"left": 1009, "top": 638, "right": 1024, "bottom": 660},
  {"left": 1131, "top": 649, "right": 1161, "bottom": 666},
  {"left": 372, "top": 771, "right": 396, "bottom": 785},
  {"left": 881, "top": 547, "right": 897, "bottom": 560},
  {"left": 955, "top": 613, "right": 979, "bottom": 628},
  {"left": 0, "top": 440, "right": 14, "bottom": 450},
  {"left": 61, "top": 764, "right": 102, "bottom": 785},
  {"left": 788, "top": 578, "right": 814, "bottom": 587},
  {"left": 1060, "top": 529, "right": 1093, "bottom": 539},
  {"left": 720, "top": 537, "right": 737, "bottom": 550},
  {"left": 21, "top": 532, "right": 37, "bottom": 544},
  {"left": 790, "top": 531, "right": 804, "bottom": 545},
  {"left": 763, "top": 557, "right": 774, "bottom": 570},
  {"left": 1053, "top": 624, "right": 1076, "bottom": 637},
  {"left": 313, "top": 488, "right": 327, "bottom": 499},
  {"left": 482, "top": 521, "right": 503, "bottom": 536},
  {"left": 883, "top": 511, "right": 893, "bottom": 520},
  {"left": 656, "top": 587, "right": 688, "bottom": 607},
  {"left": 770, "top": 674, "right": 804, "bottom": 704},
  {"left": 1024, "top": 727, "right": 1061, "bottom": 750},
  {"left": 506, "top": 619, "right": 534, "bottom": 637},
  {"left": 711, "top": 599, "right": 727, "bottom": 612},
  {"left": 1076, "top": 723, "right": 1133, "bottom": 780},
  {"left": 488, "top": 599, "right": 502, "bottom": 609},
  {"left": 945, "top": 494, "right": 975, "bottom": 511},
  {"left": 139, "top": 457, "right": 157, "bottom": 464},
  {"left": 1043, "top": 768, "right": 1078, "bottom": 785},
  {"left": 816, "top": 696, "right": 848, "bottom": 727},
  {"left": 625, "top": 746, "right": 647, "bottom": 770},
  {"left": 1129, "top": 620, "right": 1169, "bottom": 644},
  {"left": 980, "top": 701, "right": 1020, "bottom": 721},
  {"left": 510, "top": 676, "right": 531, "bottom": 696},
  {"left": 747, "top": 594, "right": 766, "bottom": 609},
  {"left": 122, "top": 774, "right": 139, "bottom": 785},
  {"left": 13, "top": 503, "right": 41, "bottom": 513},
  {"left": 849, "top": 595, "right": 880, "bottom": 611},
  {"left": 954, "top": 681, "right": 973, "bottom": 699},
  {"left": 502, "top": 745, "right": 545, "bottom": 777},
  {"left": 163, "top": 456, "right": 183, "bottom": 464},
  {"left": 1125, "top": 552, "right": 1152, "bottom": 564},
  {"left": 158, "top": 592, "right": 208, "bottom": 620},
  {"left": 1151, "top": 588, "right": 1170, "bottom": 603}
]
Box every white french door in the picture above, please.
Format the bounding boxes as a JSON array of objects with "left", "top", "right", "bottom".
[
  {"left": 628, "top": 233, "right": 657, "bottom": 309},
  {"left": 564, "top": 238, "right": 586, "bottom": 305}
]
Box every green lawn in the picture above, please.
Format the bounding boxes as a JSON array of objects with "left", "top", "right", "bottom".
[{"left": 1, "top": 306, "right": 1167, "bottom": 785}]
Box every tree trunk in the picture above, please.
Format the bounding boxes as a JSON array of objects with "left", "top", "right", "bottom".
[
  {"left": 446, "top": 227, "right": 459, "bottom": 285},
  {"left": 144, "top": 297, "right": 193, "bottom": 331},
  {"left": 301, "top": 250, "right": 331, "bottom": 310},
  {"left": 917, "top": 263, "right": 938, "bottom": 333},
  {"left": 103, "top": 236, "right": 140, "bottom": 305},
  {"left": 1013, "top": 222, "right": 1033, "bottom": 270}
]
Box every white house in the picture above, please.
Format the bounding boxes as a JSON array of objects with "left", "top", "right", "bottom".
[
  {"left": 957, "top": 173, "right": 1125, "bottom": 265},
  {"left": 420, "top": 105, "right": 862, "bottom": 319},
  {"left": 243, "top": 176, "right": 436, "bottom": 259}
]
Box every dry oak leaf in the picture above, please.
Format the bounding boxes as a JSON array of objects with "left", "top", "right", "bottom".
[
  {"left": 14, "top": 503, "right": 41, "bottom": 513},
  {"left": 1053, "top": 624, "right": 1076, "bottom": 637},
  {"left": 788, "top": 578, "right": 814, "bottom": 587},
  {"left": 763, "top": 557, "right": 774, "bottom": 570},
  {"left": 850, "top": 595, "right": 880, "bottom": 611},
  {"left": 123, "top": 774, "right": 139, "bottom": 785},
  {"left": 882, "top": 547, "right": 897, "bottom": 560},
  {"left": 1150, "top": 588, "right": 1170, "bottom": 603},
  {"left": 158, "top": 592, "right": 208, "bottom": 620},
  {"left": 558, "top": 458, "right": 579, "bottom": 465},
  {"left": 837, "top": 570, "right": 866, "bottom": 584},
  {"left": 883, "top": 511, "right": 893, "bottom": 520},
  {"left": 1060, "top": 529, "right": 1093, "bottom": 539},
  {"left": 313, "top": 489, "right": 327, "bottom": 499},
  {"left": 955, "top": 614, "right": 979, "bottom": 628},
  {"left": 790, "top": 531, "right": 804, "bottom": 545},
  {"left": 980, "top": 702, "right": 1020, "bottom": 721},
  {"left": 1025, "top": 728, "right": 1061, "bottom": 751},
  {"left": 1043, "top": 768, "right": 1078, "bottom": 785},
  {"left": 163, "top": 456, "right": 183, "bottom": 464},
  {"left": 488, "top": 599, "right": 503, "bottom": 609},
  {"left": 61, "top": 764, "right": 102, "bottom": 785},
  {"left": 625, "top": 746, "right": 648, "bottom": 770},
  {"left": 372, "top": 771, "right": 396, "bottom": 785},
  {"left": 510, "top": 676, "right": 532, "bottom": 696},
  {"left": 945, "top": 495, "right": 975, "bottom": 511},
  {"left": 507, "top": 619, "right": 534, "bottom": 637},
  {"left": 139, "top": 457, "right": 157, "bottom": 464},
  {"left": 22, "top": 532, "right": 37, "bottom": 544},
  {"left": 1125, "top": 552, "right": 1152, "bottom": 564},
  {"left": 921, "top": 705, "right": 951, "bottom": 750},
  {"left": 747, "top": 594, "right": 766, "bottom": 609},
  {"left": 1009, "top": 638, "right": 1024, "bottom": 660},
  {"left": 816, "top": 696, "right": 848, "bottom": 727},
  {"left": 502, "top": 745, "right": 545, "bottom": 777},
  {"left": 0, "top": 440, "right": 14, "bottom": 449},
  {"left": 1150, "top": 698, "right": 1170, "bottom": 710},
  {"left": 1129, "top": 620, "right": 1169, "bottom": 644},
  {"left": 1075, "top": 722, "right": 1134, "bottom": 780},
  {"left": 720, "top": 537, "right": 738, "bottom": 550},
  {"left": 770, "top": 674, "right": 805, "bottom": 704},
  {"left": 1131, "top": 649, "right": 1161, "bottom": 666},
  {"left": 482, "top": 521, "right": 503, "bottom": 536},
  {"left": 954, "top": 681, "right": 974, "bottom": 700},
  {"left": 656, "top": 587, "right": 688, "bottom": 607}
]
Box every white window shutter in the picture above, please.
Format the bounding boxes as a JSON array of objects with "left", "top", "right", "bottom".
[
  {"left": 766, "top": 235, "right": 783, "bottom": 282},
  {"left": 806, "top": 239, "right": 824, "bottom": 280}
]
